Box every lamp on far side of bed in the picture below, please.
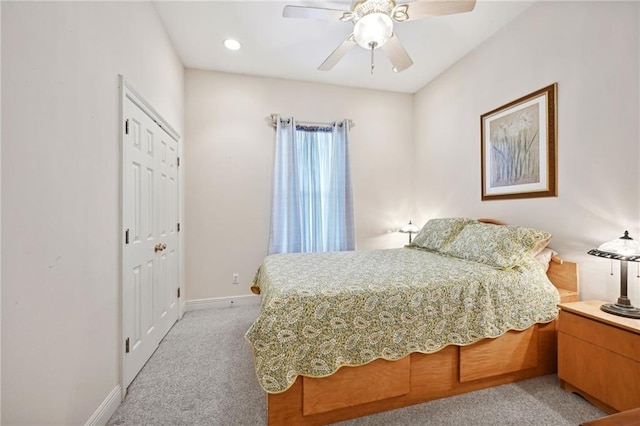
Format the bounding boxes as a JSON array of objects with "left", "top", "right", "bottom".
[
  {"left": 588, "top": 230, "right": 640, "bottom": 319},
  {"left": 399, "top": 220, "right": 420, "bottom": 243}
]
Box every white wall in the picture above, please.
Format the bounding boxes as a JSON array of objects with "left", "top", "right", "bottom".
[
  {"left": 1, "top": 2, "right": 183, "bottom": 424},
  {"left": 185, "top": 70, "right": 413, "bottom": 300},
  {"left": 413, "top": 1, "right": 640, "bottom": 303}
]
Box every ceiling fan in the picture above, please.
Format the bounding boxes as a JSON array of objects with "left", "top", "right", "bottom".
[{"left": 283, "top": 0, "right": 477, "bottom": 73}]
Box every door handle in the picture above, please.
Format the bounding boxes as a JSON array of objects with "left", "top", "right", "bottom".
[{"left": 154, "top": 243, "right": 167, "bottom": 252}]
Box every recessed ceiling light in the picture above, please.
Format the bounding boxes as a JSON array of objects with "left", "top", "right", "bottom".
[{"left": 224, "top": 39, "right": 242, "bottom": 51}]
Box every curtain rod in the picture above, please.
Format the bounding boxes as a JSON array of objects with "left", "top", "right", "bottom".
[{"left": 268, "top": 114, "right": 355, "bottom": 130}]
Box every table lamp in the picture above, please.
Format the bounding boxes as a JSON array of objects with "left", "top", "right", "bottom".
[
  {"left": 399, "top": 220, "right": 419, "bottom": 243},
  {"left": 588, "top": 230, "right": 640, "bottom": 319}
]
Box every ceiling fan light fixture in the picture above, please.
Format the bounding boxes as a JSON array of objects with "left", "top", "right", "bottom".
[
  {"left": 282, "top": 0, "right": 477, "bottom": 72},
  {"left": 353, "top": 12, "right": 393, "bottom": 49}
]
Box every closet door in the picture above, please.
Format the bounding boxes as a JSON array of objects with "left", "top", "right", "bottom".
[{"left": 122, "top": 93, "right": 179, "bottom": 389}]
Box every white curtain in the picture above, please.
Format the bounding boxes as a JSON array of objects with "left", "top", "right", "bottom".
[{"left": 268, "top": 116, "right": 355, "bottom": 254}]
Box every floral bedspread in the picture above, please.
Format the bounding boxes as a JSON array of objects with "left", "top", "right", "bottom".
[{"left": 245, "top": 248, "right": 560, "bottom": 394}]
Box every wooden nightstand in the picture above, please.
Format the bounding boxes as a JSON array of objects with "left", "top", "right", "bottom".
[{"left": 558, "top": 301, "right": 640, "bottom": 414}]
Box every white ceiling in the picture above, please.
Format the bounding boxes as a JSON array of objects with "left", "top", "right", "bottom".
[{"left": 154, "top": 0, "right": 535, "bottom": 94}]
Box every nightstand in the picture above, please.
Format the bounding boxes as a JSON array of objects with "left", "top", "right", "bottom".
[{"left": 558, "top": 301, "right": 640, "bottom": 414}]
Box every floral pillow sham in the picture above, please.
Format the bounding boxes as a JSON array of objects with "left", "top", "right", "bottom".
[
  {"left": 442, "top": 222, "right": 552, "bottom": 269},
  {"left": 409, "top": 217, "right": 477, "bottom": 252}
]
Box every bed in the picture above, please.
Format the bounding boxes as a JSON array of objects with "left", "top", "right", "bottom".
[{"left": 246, "top": 218, "right": 579, "bottom": 425}]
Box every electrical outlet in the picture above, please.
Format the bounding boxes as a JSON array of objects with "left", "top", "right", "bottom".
[{"left": 232, "top": 273, "right": 239, "bottom": 285}]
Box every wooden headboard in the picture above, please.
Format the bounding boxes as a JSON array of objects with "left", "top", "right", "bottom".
[
  {"left": 548, "top": 260, "right": 579, "bottom": 302},
  {"left": 477, "top": 218, "right": 506, "bottom": 225}
]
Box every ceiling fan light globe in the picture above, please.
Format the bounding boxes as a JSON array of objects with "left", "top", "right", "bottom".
[{"left": 353, "top": 13, "right": 393, "bottom": 49}]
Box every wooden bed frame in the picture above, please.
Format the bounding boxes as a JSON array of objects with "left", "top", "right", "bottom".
[{"left": 255, "top": 219, "right": 580, "bottom": 425}]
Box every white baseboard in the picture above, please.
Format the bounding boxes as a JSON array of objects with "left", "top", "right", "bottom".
[
  {"left": 184, "top": 294, "right": 261, "bottom": 311},
  {"left": 179, "top": 299, "right": 187, "bottom": 319},
  {"left": 85, "top": 385, "right": 121, "bottom": 426}
]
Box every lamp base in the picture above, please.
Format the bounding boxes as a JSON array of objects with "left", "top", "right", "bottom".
[{"left": 600, "top": 303, "right": 640, "bottom": 319}]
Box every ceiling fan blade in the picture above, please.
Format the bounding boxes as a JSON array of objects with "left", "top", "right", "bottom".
[
  {"left": 404, "top": 0, "right": 476, "bottom": 21},
  {"left": 318, "top": 34, "right": 357, "bottom": 71},
  {"left": 381, "top": 33, "right": 413, "bottom": 72},
  {"left": 283, "top": 5, "right": 348, "bottom": 21}
]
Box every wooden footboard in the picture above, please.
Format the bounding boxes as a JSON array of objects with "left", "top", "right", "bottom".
[
  {"left": 265, "top": 261, "right": 579, "bottom": 425},
  {"left": 267, "top": 321, "right": 558, "bottom": 425}
]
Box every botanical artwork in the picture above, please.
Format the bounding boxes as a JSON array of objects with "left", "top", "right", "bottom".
[
  {"left": 481, "top": 84, "right": 557, "bottom": 201},
  {"left": 488, "top": 104, "right": 540, "bottom": 188}
]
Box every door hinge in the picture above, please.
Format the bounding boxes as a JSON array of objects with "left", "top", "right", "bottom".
[
  {"left": 125, "top": 337, "right": 130, "bottom": 353},
  {"left": 125, "top": 119, "right": 130, "bottom": 135},
  {"left": 125, "top": 229, "right": 130, "bottom": 244},
  {"left": 177, "top": 157, "right": 180, "bottom": 167},
  {"left": 177, "top": 223, "right": 181, "bottom": 232},
  {"left": 177, "top": 287, "right": 181, "bottom": 298}
]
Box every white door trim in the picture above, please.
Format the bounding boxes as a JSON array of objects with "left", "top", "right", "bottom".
[
  {"left": 119, "top": 75, "right": 183, "bottom": 398},
  {"left": 120, "top": 77, "right": 180, "bottom": 141}
]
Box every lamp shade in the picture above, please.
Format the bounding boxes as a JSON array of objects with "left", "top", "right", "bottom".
[{"left": 597, "top": 231, "right": 640, "bottom": 258}]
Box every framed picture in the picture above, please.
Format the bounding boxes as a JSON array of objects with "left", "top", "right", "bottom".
[{"left": 481, "top": 83, "right": 557, "bottom": 201}]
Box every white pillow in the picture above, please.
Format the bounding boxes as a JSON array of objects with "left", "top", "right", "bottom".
[{"left": 534, "top": 247, "right": 558, "bottom": 272}]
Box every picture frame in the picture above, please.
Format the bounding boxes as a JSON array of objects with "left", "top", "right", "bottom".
[{"left": 481, "top": 83, "right": 557, "bottom": 201}]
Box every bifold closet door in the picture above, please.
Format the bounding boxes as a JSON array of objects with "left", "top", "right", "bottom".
[{"left": 122, "top": 96, "right": 179, "bottom": 389}]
